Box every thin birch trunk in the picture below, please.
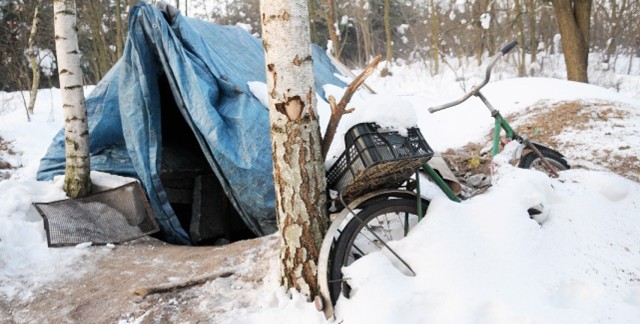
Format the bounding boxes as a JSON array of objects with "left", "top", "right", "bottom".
[
  {"left": 54, "top": 0, "right": 92, "bottom": 198},
  {"left": 27, "top": 0, "right": 43, "bottom": 115}
]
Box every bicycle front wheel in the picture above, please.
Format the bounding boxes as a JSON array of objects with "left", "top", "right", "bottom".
[
  {"left": 518, "top": 146, "right": 570, "bottom": 175},
  {"left": 328, "top": 198, "right": 426, "bottom": 304}
]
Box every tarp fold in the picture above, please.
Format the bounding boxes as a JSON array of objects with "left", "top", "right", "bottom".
[{"left": 37, "top": 2, "right": 345, "bottom": 244}]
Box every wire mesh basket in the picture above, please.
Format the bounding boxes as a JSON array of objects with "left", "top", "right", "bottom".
[
  {"left": 326, "top": 123, "right": 434, "bottom": 199},
  {"left": 34, "top": 182, "right": 159, "bottom": 247}
]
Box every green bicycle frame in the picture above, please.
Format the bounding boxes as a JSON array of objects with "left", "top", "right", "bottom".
[
  {"left": 492, "top": 112, "right": 516, "bottom": 156},
  {"left": 414, "top": 163, "right": 460, "bottom": 221},
  {"left": 416, "top": 92, "right": 518, "bottom": 211}
]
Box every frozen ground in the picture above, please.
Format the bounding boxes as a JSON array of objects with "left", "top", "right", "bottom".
[{"left": 1, "top": 59, "right": 640, "bottom": 323}]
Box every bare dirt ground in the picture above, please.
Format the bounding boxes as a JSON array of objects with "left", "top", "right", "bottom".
[
  {"left": 440, "top": 100, "right": 640, "bottom": 184},
  {"left": 2, "top": 236, "right": 278, "bottom": 323},
  {"left": 1, "top": 100, "right": 638, "bottom": 323}
]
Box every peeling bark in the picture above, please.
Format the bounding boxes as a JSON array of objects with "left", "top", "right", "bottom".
[{"left": 261, "top": 0, "right": 328, "bottom": 298}]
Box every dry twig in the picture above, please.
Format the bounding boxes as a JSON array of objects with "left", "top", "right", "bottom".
[
  {"left": 321, "top": 55, "right": 382, "bottom": 157},
  {"left": 133, "top": 269, "right": 235, "bottom": 297}
]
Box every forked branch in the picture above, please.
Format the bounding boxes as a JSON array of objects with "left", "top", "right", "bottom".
[{"left": 321, "top": 55, "right": 382, "bottom": 158}]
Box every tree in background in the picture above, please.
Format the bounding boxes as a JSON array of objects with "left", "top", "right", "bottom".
[
  {"left": 260, "top": 0, "right": 328, "bottom": 297},
  {"left": 4, "top": 0, "right": 640, "bottom": 94},
  {"left": 53, "top": 0, "right": 92, "bottom": 198},
  {"left": 115, "top": 0, "right": 125, "bottom": 58},
  {"left": 514, "top": 0, "right": 527, "bottom": 77},
  {"left": 324, "top": 0, "right": 341, "bottom": 59},
  {"left": 380, "top": 0, "right": 392, "bottom": 76},
  {"left": 526, "top": 0, "right": 538, "bottom": 75},
  {"left": 27, "top": 0, "right": 43, "bottom": 116},
  {"left": 551, "top": 0, "right": 592, "bottom": 83}
]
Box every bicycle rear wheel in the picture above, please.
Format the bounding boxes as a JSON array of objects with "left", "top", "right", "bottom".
[{"left": 328, "top": 198, "right": 426, "bottom": 304}]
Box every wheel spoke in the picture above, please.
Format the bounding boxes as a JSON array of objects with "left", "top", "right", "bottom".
[{"left": 329, "top": 199, "right": 427, "bottom": 305}]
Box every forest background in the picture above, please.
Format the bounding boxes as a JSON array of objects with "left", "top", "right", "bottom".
[{"left": 2, "top": 0, "right": 639, "bottom": 100}]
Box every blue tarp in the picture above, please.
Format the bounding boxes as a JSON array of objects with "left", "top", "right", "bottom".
[{"left": 37, "top": 2, "right": 346, "bottom": 244}]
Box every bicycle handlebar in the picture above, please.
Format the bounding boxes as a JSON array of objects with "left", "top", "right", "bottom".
[
  {"left": 428, "top": 40, "right": 518, "bottom": 113},
  {"left": 500, "top": 40, "right": 518, "bottom": 55}
]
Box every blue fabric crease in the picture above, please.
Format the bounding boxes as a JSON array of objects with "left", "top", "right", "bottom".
[{"left": 36, "top": 2, "right": 346, "bottom": 244}]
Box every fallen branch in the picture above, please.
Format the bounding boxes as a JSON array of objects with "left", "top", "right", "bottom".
[
  {"left": 322, "top": 55, "right": 382, "bottom": 158},
  {"left": 133, "top": 269, "right": 235, "bottom": 297}
]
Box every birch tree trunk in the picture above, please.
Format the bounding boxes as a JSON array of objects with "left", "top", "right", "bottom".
[
  {"left": 260, "top": 0, "right": 328, "bottom": 298},
  {"left": 308, "top": 0, "right": 319, "bottom": 44},
  {"left": 54, "top": 0, "right": 92, "bottom": 198},
  {"left": 27, "top": 0, "right": 43, "bottom": 116}
]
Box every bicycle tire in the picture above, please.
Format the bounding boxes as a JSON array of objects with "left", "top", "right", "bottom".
[
  {"left": 328, "top": 198, "right": 426, "bottom": 304},
  {"left": 518, "top": 146, "right": 570, "bottom": 174}
]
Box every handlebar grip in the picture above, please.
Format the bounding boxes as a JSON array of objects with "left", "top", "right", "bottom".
[{"left": 500, "top": 40, "right": 518, "bottom": 55}]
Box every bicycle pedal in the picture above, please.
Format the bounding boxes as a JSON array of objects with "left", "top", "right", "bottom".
[
  {"left": 527, "top": 207, "right": 542, "bottom": 216},
  {"left": 527, "top": 203, "right": 548, "bottom": 224}
]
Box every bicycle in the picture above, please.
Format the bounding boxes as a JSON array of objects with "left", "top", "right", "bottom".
[{"left": 314, "top": 40, "right": 570, "bottom": 319}]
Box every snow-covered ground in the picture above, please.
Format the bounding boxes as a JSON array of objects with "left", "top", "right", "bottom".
[{"left": 1, "top": 58, "right": 640, "bottom": 323}]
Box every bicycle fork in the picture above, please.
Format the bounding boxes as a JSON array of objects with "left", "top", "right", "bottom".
[
  {"left": 478, "top": 91, "right": 561, "bottom": 178},
  {"left": 520, "top": 135, "right": 561, "bottom": 178}
]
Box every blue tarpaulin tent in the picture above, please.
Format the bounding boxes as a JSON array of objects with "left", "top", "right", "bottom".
[{"left": 37, "top": 2, "right": 346, "bottom": 244}]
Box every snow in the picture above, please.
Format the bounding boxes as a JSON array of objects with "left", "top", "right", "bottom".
[
  {"left": 235, "top": 22, "right": 253, "bottom": 34},
  {"left": 480, "top": 13, "right": 491, "bottom": 30},
  {"left": 3, "top": 56, "right": 640, "bottom": 323},
  {"left": 336, "top": 158, "right": 640, "bottom": 323},
  {"left": 25, "top": 47, "right": 56, "bottom": 77}
]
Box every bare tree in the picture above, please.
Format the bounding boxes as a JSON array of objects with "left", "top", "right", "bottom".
[
  {"left": 526, "top": 0, "right": 538, "bottom": 75},
  {"left": 514, "top": 0, "right": 527, "bottom": 77},
  {"left": 115, "top": 0, "right": 125, "bottom": 58},
  {"left": 354, "top": 0, "right": 372, "bottom": 65},
  {"left": 27, "top": 0, "right": 44, "bottom": 116},
  {"left": 551, "top": 0, "right": 592, "bottom": 83},
  {"left": 260, "top": 0, "right": 328, "bottom": 297},
  {"left": 325, "top": 0, "right": 341, "bottom": 59},
  {"left": 53, "top": 0, "right": 92, "bottom": 198},
  {"left": 429, "top": 0, "right": 440, "bottom": 75},
  {"left": 82, "top": 1, "right": 114, "bottom": 82},
  {"left": 380, "top": 0, "right": 392, "bottom": 76}
]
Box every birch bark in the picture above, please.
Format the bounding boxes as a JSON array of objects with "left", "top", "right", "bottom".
[
  {"left": 54, "top": 0, "right": 92, "bottom": 198},
  {"left": 260, "top": 0, "right": 328, "bottom": 297},
  {"left": 27, "top": 0, "right": 43, "bottom": 116}
]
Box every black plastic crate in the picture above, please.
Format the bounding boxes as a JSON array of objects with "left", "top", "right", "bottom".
[{"left": 326, "top": 123, "right": 434, "bottom": 198}]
